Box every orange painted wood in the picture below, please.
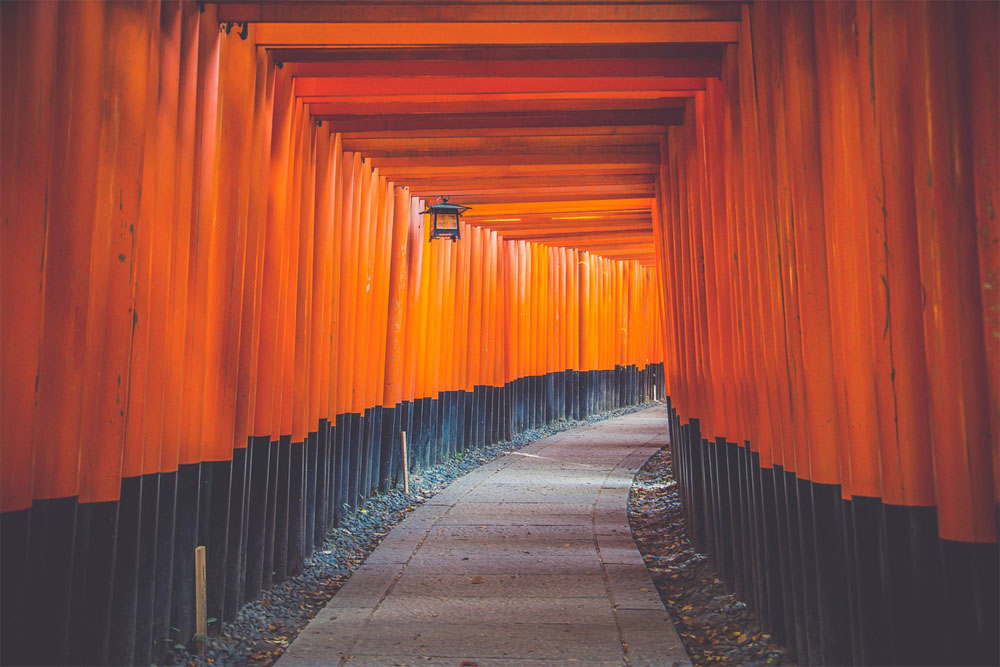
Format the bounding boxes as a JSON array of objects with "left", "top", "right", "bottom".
[
  {"left": 218, "top": 18, "right": 269, "bottom": 460},
  {"left": 314, "top": 109, "right": 681, "bottom": 134},
  {"left": 77, "top": 2, "right": 156, "bottom": 502},
  {"left": 0, "top": 0, "right": 58, "bottom": 509},
  {"left": 334, "top": 153, "right": 361, "bottom": 415},
  {"left": 288, "top": 55, "right": 722, "bottom": 81},
  {"left": 812, "top": 0, "right": 881, "bottom": 498},
  {"left": 292, "top": 111, "right": 318, "bottom": 443},
  {"left": 295, "top": 76, "right": 706, "bottom": 98},
  {"left": 162, "top": 0, "right": 202, "bottom": 471},
  {"left": 383, "top": 187, "right": 412, "bottom": 407},
  {"left": 372, "top": 175, "right": 396, "bottom": 408},
  {"left": 140, "top": 0, "right": 183, "bottom": 474},
  {"left": 253, "top": 21, "right": 739, "bottom": 47},
  {"left": 963, "top": 0, "right": 1000, "bottom": 508},
  {"left": 308, "top": 127, "right": 332, "bottom": 426},
  {"left": 909, "top": 1, "right": 994, "bottom": 543},
  {"left": 30, "top": 0, "right": 105, "bottom": 498},
  {"left": 341, "top": 125, "right": 669, "bottom": 140},
  {"left": 219, "top": 2, "right": 740, "bottom": 24}
]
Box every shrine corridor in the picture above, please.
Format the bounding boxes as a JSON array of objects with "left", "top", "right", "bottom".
[{"left": 1, "top": 1, "right": 997, "bottom": 665}]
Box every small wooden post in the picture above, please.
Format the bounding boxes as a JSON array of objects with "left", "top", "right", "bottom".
[
  {"left": 194, "top": 545, "right": 208, "bottom": 650},
  {"left": 400, "top": 431, "right": 409, "bottom": 494}
]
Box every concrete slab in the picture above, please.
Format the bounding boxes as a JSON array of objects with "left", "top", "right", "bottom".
[
  {"left": 343, "top": 656, "right": 624, "bottom": 667},
  {"left": 279, "top": 406, "right": 690, "bottom": 667},
  {"left": 425, "top": 524, "right": 594, "bottom": 543},
  {"left": 390, "top": 572, "right": 610, "bottom": 599},
  {"left": 369, "top": 594, "right": 617, "bottom": 625},
  {"left": 324, "top": 563, "right": 402, "bottom": 609},
  {"left": 346, "top": 620, "right": 624, "bottom": 661},
  {"left": 619, "top": 610, "right": 693, "bottom": 667},
  {"left": 402, "top": 551, "right": 604, "bottom": 576},
  {"left": 604, "top": 564, "right": 667, "bottom": 611}
]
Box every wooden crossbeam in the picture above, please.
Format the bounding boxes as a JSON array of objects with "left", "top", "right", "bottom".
[
  {"left": 295, "top": 76, "right": 706, "bottom": 97},
  {"left": 254, "top": 22, "right": 739, "bottom": 47},
  {"left": 495, "top": 231, "right": 653, "bottom": 243},
  {"left": 435, "top": 191, "right": 654, "bottom": 204},
  {"left": 464, "top": 198, "right": 652, "bottom": 215},
  {"left": 273, "top": 44, "right": 724, "bottom": 66},
  {"left": 375, "top": 164, "right": 660, "bottom": 178},
  {"left": 466, "top": 218, "right": 652, "bottom": 230},
  {"left": 286, "top": 55, "right": 721, "bottom": 78},
  {"left": 368, "top": 151, "right": 657, "bottom": 169},
  {"left": 375, "top": 146, "right": 660, "bottom": 160},
  {"left": 314, "top": 109, "right": 681, "bottom": 132},
  {"left": 220, "top": 2, "right": 740, "bottom": 24},
  {"left": 338, "top": 125, "right": 668, "bottom": 139},
  {"left": 342, "top": 134, "right": 663, "bottom": 152},
  {"left": 399, "top": 173, "right": 654, "bottom": 186},
  {"left": 308, "top": 97, "right": 691, "bottom": 116}
]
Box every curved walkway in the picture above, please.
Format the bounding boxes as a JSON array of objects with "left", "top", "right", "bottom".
[{"left": 279, "top": 405, "right": 689, "bottom": 666}]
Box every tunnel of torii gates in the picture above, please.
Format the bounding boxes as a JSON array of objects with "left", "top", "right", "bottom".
[{"left": 0, "top": 0, "right": 998, "bottom": 665}]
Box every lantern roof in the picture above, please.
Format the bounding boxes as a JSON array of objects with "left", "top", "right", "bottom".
[{"left": 419, "top": 197, "right": 471, "bottom": 216}]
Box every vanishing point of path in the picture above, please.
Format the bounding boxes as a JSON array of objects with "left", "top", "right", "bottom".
[{"left": 279, "top": 406, "right": 690, "bottom": 666}]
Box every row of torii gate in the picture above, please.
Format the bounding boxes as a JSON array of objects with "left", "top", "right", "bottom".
[{"left": 0, "top": 1, "right": 997, "bottom": 665}]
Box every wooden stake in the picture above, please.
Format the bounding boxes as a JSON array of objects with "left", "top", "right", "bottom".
[
  {"left": 195, "top": 545, "right": 207, "bottom": 649},
  {"left": 400, "top": 431, "right": 409, "bottom": 493}
]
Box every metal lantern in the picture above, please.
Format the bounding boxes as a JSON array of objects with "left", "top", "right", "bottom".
[{"left": 420, "top": 197, "right": 471, "bottom": 241}]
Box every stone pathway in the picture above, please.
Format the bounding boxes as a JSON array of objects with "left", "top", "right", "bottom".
[{"left": 279, "top": 406, "right": 690, "bottom": 666}]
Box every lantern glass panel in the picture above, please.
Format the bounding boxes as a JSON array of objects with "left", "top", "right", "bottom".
[{"left": 437, "top": 212, "right": 459, "bottom": 231}]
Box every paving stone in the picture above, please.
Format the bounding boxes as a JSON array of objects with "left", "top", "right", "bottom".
[
  {"left": 347, "top": 620, "right": 624, "bottom": 661},
  {"left": 390, "top": 572, "right": 610, "bottom": 599},
  {"left": 604, "top": 563, "right": 666, "bottom": 611},
  {"left": 435, "top": 512, "right": 595, "bottom": 527},
  {"left": 407, "top": 503, "right": 454, "bottom": 522},
  {"left": 362, "top": 537, "right": 423, "bottom": 565},
  {"left": 344, "top": 657, "right": 623, "bottom": 666},
  {"left": 593, "top": 521, "right": 634, "bottom": 537},
  {"left": 369, "top": 594, "right": 616, "bottom": 625},
  {"left": 461, "top": 490, "right": 600, "bottom": 505},
  {"left": 425, "top": 524, "right": 593, "bottom": 543},
  {"left": 280, "top": 607, "right": 371, "bottom": 663},
  {"left": 619, "top": 609, "right": 693, "bottom": 667},
  {"left": 597, "top": 533, "right": 647, "bottom": 566},
  {"left": 403, "top": 550, "right": 603, "bottom": 576},
  {"left": 412, "top": 537, "right": 596, "bottom": 557},
  {"left": 325, "top": 563, "right": 402, "bottom": 608}
]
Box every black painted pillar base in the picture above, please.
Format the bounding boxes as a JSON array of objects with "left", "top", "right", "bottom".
[
  {"left": 305, "top": 431, "right": 318, "bottom": 558},
  {"left": 287, "top": 439, "right": 305, "bottom": 577},
  {"left": 67, "top": 501, "right": 117, "bottom": 665},
  {"left": 109, "top": 479, "right": 141, "bottom": 665}
]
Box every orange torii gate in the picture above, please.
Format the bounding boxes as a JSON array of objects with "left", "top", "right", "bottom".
[{"left": 1, "top": 1, "right": 996, "bottom": 666}]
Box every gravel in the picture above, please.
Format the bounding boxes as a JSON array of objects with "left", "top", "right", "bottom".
[
  {"left": 628, "top": 443, "right": 793, "bottom": 666},
  {"left": 163, "top": 401, "right": 661, "bottom": 667}
]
